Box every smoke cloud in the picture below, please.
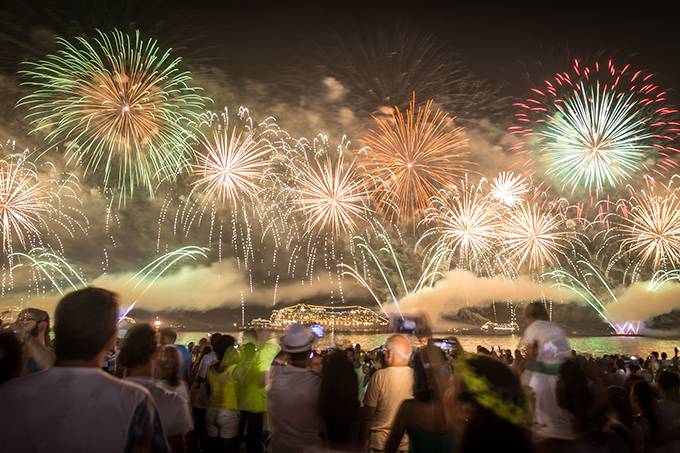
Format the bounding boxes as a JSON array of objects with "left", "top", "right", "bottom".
[
  {"left": 607, "top": 280, "right": 680, "bottom": 323},
  {"left": 1, "top": 261, "right": 365, "bottom": 315},
  {"left": 388, "top": 269, "right": 570, "bottom": 327}
]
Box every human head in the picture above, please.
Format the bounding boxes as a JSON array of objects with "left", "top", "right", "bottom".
[
  {"left": 385, "top": 334, "right": 411, "bottom": 367},
  {"left": 451, "top": 355, "right": 532, "bottom": 451},
  {"left": 0, "top": 330, "right": 22, "bottom": 384},
  {"left": 118, "top": 323, "right": 157, "bottom": 370},
  {"left": 630, "top": 379, "right": 657, "bottom": 419},
  {"left": 279, "top": 324, "right": 315, "bottom": 352},
  {"left": 556, "top": 358, "right": 608, "bottom": 433},
  {"left": 209, "top": 332, "right": 223, "bottom": 347},
  {"left": 279, "top": 324, "right": 315, "bottom": 366},
  {"left": 607, "top": 386, "right": 633, "bottom": 429},
  {"left": 16, "top": 308, "right": 50, "bottom": 344},
  {"left": 156, "top": 344, "right": 181, "bottom": 387},
  {"left": 241, "top": 342, "right": 256, "bottom": 360},
  {"left": 651, "top": 351, "right": 659, "bottom": 360},
  {"left": 661, "top": 352, "right": 668, "bottom": 360},
  {"left": 242, "top": 328, "right": 257, "bottom": 344},
  {"left": 413, "top": 349, "right": 446, "bottom": 402},
  {"left": 158, "top": 327, "right": 177, "bottom": 346},
  {"left": 310, "top": 352, "right": 323, "bottom": 374},
  {"left": 212, "top": 334, "right": 236, "bottom": 363},
  {"left": 318, "top": 350, "right": 360, "bottom": 448},
  {"left": 54, "top": 287, "right": 119, "bottom": 363},
  {"left": 524, "top": 301, "right": 549, "bottom": 322},
  {"left": 657, "top": 370, "right": 680, "bottom": 399}
]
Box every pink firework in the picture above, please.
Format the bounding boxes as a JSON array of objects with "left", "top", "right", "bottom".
[{"left": 510, "top": 59, "right": 679, "bottom": 196}]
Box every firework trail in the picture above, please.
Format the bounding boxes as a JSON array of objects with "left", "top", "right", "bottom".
[
  {"left": 10, "top": 247, "right": 87, "bottom": 296},
  {"left": 19, "top": 29, "right": 208, "bottom": 202},
  {"left": 511, "top": 59, "right": 679, "bottom": 196},
  {"left": 362, "top": 94, "right": 469, "bottom": 223},
  {"left": 10, "top": 245, "right": 208, "bottom": 317},
  {"left": 546, "top": 260, "right": 641, "bottom": 335},
  {"left": 340, "top": 223, "right": 431, "bottom": 317}
]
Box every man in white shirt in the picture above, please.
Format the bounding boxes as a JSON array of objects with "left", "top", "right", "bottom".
[
  {"left": 520, "top": 301, "right": 574, "bottom": 441},
  {"left": 364, "top": 334, "right": 414, "bottom": 452},
  {"left": 119, "top": 323, "right": 194, "bottom": 453},
  {"left": 0, "top": 287, "right": 168, "bottom": 453}
]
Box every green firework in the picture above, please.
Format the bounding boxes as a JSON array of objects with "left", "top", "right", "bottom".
[{"left": 19, "top": 29, "right": 209, "bottom": 202}]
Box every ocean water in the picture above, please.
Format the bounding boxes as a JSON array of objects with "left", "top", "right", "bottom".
[{"left": 177, "top": 331, "right": 680, "bottom": 358}]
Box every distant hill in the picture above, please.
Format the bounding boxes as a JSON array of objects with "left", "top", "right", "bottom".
[{"left": 131, "top": 300, "right": 680, "bottom": 335}]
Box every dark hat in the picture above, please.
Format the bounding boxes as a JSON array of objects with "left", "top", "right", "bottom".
[{"left": 279, "top": 323, "right": 316, "bottom": 353}]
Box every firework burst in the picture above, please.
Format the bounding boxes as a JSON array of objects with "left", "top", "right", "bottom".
[
  {"left": 490, "top": 172, "right": 529, "bottom": 207},
  {"left": 163, "top": 107, "right": 285, "bottom": 273},
  {"left": 0, "top": 141, "right": 88, "bottom": 288},
  {"left": 502, "top": 200, "right": 571, "bottom": 273},
  {"left": 192, "top": 108, "right": 273, "bottom": 206},
  {"left": 511, "top": 59, "right": 679, "bottom": 196},
  {"left": 362, "top": 94, "right": 469, "bottom": 222},
  {"left": 419, "top": 178, "right": 500, "bottom": 275},
  {"left": 293, "top": 137, "right": 371, "bottom": 237},
  {"left": 0, "top": 155, "right": 50, "bottom": 254},
  {"left": 19, "top": 29, "right": 208, "bottom": 201},
  {"left": 617, "top": 182, "right": 680, "bottom": 270},
  {"left": 312, "top": 23, "right": 507, "bottom": 120}
]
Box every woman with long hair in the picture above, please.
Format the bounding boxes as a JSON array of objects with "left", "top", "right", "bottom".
[
  {"left": 316, "top": 349, "right": 362, "bottom": 452},
  {"left": 385, "top": 349, "right": 454, "bottom": 453}
]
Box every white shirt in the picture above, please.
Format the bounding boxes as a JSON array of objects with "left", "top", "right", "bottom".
[
  {"left": 521, "top": 320, "right": 570, "bottom": 364},
  {"left": 194, "top": 352, "right": 217, "bottom": 409},
  {"left": 364, "top": 366, "right": 414, "bottom": 451},
  {"left": 126, "top": 376, "right": 194, "bottom": 436},
  {"left": 0, "top": 367, "right": 167, "bottom": 453}
]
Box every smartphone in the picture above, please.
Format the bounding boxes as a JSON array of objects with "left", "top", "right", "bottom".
[
  {"left": 432, "top": 338, "right": 457, "bottom": 352},
  {"left": 310, "top": 323, "right": 324, "bottom": 338},
  {"left": 389, "top": 313, "right": 428, "bottom": 335}
]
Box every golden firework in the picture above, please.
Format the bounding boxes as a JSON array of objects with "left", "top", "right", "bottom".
[{"left": 362, "top": 94, "right": 469, "bottom": 222}]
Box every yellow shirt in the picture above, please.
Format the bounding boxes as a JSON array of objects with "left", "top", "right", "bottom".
[{"left": 207, "top": 362, "right": 238, "bottom": 410}]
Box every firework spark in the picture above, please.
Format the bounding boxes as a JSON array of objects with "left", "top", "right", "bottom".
[
  {"left": 0, "top": 154, "right": 50, "bottom": 254},
  {"left": 19, "top": 29, "right": 207, "bottom": 201},
  {"left": 490, "top": 172, "right": 529, "bottom": 207},
  {"left": 362, "top": 94, "right": 469, "bottom": 222},
  {"left": 502, "top": 201, "right": 570, "bottom": 272},
  {"left": 511, "top": 59, "right": 679, "bottom": 195},
  {"left": 192, "top": 108, "right": 273, "bottom": 206},
  {"left": 618, "top": 183, "right": 680, "bottom": 270},
  {"left": 313, "top": 24, "right": 507, "bottom": 120},
  {"left": 419, "top": 178, "right": 500, "bottom": 274},
  {"left": 293, "top": 137, "right": 371, "bottom": 237}
]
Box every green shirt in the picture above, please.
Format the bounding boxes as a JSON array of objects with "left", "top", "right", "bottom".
[{"left": 237, "top": 339, "right": 280, "bottom": 413}]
